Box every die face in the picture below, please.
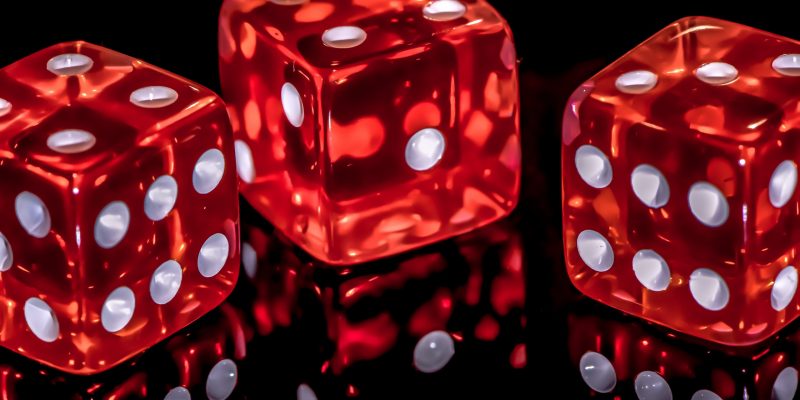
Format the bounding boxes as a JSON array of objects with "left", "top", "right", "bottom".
[
  {"left": 219, "top": 20, "right": 326, "bottom": 259},
  {"left": 0, "top": 163, "right": 80, "bottom": 369},
  {"left": 579, "top": 16, "right": 800, "bottom": 142},
  {"left": 12, "top": 106, "right": 141, "bottom": 174},
  {"left": 73, "top": 108, "right": 240, "bottom": 372},
  {"left": 2, "top": 43, "right": 130, "bottom": 107},
  {"left": 220, "top": 0, "right": 521, "bottom": 264},
  {"left": 0, "top": 42, "right": 240, "bottom": 373},
  {"left": 221, "top": 0, "right": 493, "bottom": 69},
  {"left": 323, "top": 42, "right": 457, "bottom": 202},
  {"left": 562, "top": 17, "right": 800, "bottom": 346}
]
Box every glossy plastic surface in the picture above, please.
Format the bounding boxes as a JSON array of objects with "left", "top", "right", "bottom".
[
  {"left": 0, "top": 42, "right": 240, "bottom": 374},
  {"left": 220, "top": 0, "right": 520, "bottom": 264},
  {"left": 563, "top": 16, "right": 800, "bottom": 345}
]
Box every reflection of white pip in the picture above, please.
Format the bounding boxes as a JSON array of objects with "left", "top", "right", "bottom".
[
  {"left": 414, "top": 330, "right": 455, "bottom": 373},
  {"left": 405, "top": 128, "right": 446, "bottom": 172}
]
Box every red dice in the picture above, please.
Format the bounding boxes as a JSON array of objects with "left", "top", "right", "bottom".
[
  {"left": 563, "top": 17, "right": 800, "bottom": 345},
  {"left": 219, "top": 0, "right": 521, "bottom": 264},
  {"left": 0, "top": 42, "right": 240, "bottom": 373}
]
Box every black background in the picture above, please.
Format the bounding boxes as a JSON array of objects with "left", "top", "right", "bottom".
[{"left": 0, "top": 3, "right": 796, "bottom": 399}]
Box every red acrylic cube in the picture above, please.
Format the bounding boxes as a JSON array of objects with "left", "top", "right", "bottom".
[
  {"left": 0, "top": 42, "right": 240, "bottom": 374},
  {"left": 563, "top": 16, "right": 800, "bottom": 345},
  {"left": 219, "top": 0, "right": 521, "bottom": 264}
]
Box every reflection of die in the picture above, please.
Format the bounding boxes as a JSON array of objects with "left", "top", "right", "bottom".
[
  {"left": 569, "top": 302, "right": 799, "bottom": 399},
  {"left": 0, "top": 303, "right": 245, "bottom": 400},
  {"left": 0, "top": 42, "right": 239, "bottom": 373},
  {"left": 562, "top": 16, "right": 800, "bottom": 345},
  {"left": 220, "top": 0, "right": 521, "bottom": 264},
  {"left": 239, "top": 203, "right": 526, "bottom": 398}
]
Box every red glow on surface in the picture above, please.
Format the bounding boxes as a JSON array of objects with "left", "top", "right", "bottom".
[
  {"left": 339, "top": 254, "right": 445, "bottom": 307},
  {"left": 465, "top": 268, "right": 483, "bottom": 306},
  {"left": 105, "top": 373, "right": 147, "bottom": 400},
  {"left": 408, "top": 289, "right": 453, "bottom": 337},
  {"left": 475, "top": 315, "right": 500, "bottom": 341},
  {"left": 0, "top": 369, "right": 9, "bottom": 400},
  {"left": 295, "top": 2, "right": 335, "bottom": 22},
  {"left": 329, "top": 117, "right": 385, "bottom": 162},
  {"left": 321, "top": 360, "right": 330, "bottom": 374},
  {"left": 220, "top": 304, "right": 248, "bottom": 360},
  {"left": 331, "top": 313, "right": 399, "bottom": 374},
  {"left": 403, "top": 102, "right": 441, "bottom": 134},
  {"left": 491, "top": 272, "right": 525, "bottom": 316},
  {"left": 253, "top": 301, "right": 274, "bottom": 335},
  {"left": 510, "top": 343, "right": 526, "bottom": 369}
]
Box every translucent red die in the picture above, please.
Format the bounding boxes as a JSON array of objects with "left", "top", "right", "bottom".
[
  {"left": 0, "top": 42, "right": 240, "bottom": 373},
  {"left": 219, "top": 0, "right": 521, "bottom": 264},
  {"left": 563, "top": 16, "right": 800, "bottom": 345}
]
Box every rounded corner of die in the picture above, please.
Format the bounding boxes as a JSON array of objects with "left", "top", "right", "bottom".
[
  {"left": 53, "top": 40, "right": 104, "bottom": 56},
  {"left": 503, "top": 191, "right": 521, "bottom": 218},
  {"left": 225, "top": 261, "right": 243, "bottom": 293},
  {"left": 563, "top": 262, "right": 592, "bottom": 295},
  {"left": 64, "top": 39, "right": 94, "bottom": 48},
  {"left": 675, "top": 15, "right": 720, "bottom": 26},
  {"left": 207, "top": 95, "right": 234, "bottom": 117},
  {"left": 671, "top": 15, "right": 705, "bottom": 25}
]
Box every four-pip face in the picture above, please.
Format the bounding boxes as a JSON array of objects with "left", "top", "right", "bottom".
[{"left": 0, "top": 42, "right": 240, "bottom": 374}]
